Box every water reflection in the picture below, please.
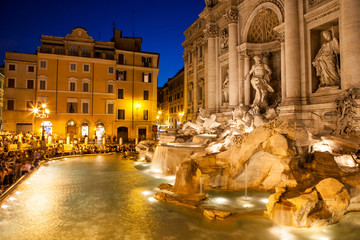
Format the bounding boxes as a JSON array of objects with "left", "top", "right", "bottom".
[{"left": 0, "top": 155, "right": 360, "bottom": 240}]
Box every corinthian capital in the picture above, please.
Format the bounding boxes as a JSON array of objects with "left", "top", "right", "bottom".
[
  {"left": 225, "top": 9, "right": 238, "bottom": 23},
  {"left": 204, "top": 25, "right": 219, "bottom": 38}
]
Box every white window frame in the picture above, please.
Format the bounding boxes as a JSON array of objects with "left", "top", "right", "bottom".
[
  {"left": 108, "top": 66, "right": 114, "bottom": 75},
  {"left": 38, "top": 75, "right": 48, "bottom": 90},
  {"left": 39, "top": 60, "right": 47, "bottom": 69},
  {"left": 68, "top": 77, "right": 77, "bottom": 92},
  {"left": 27, "top": 79, "right": 35, "bottom": 89},
  {"left": 8, "top": 63, "right": 16, "bottom": 71},
  {"left": 106, "top": 100, "right": 115, "bottom": 115},
  {"left": 27, "top": 65, "right": 35, "bottom": 73},
  {"left": 7, "top": 99, "right": 15, "bottom": 110},
  {"left": 67, "top": 98, "right": 78, "bottom": 114},
  {"left": 81, "top": 99, "right": 90, "bottom": 114},
  {"left": 69, "top": 63, "right": 77, "bottom": 72},
  {"left": 7, "top": 77, "right": 16, "bottom": 88},
  {"left": 83, "top": 64, "right": 90, "bottom": 73},
  {"left": 82, "top": 78, "right": 90, "bottom": 92}
]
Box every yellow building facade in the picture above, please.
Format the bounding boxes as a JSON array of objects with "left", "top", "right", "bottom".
[{"left": 4, "top": 27, "right": 159, "bottom": 142}]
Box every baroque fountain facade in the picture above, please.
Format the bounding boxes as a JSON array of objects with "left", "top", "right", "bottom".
[{"left": 137, "top": 0, "right": 360, "bottom": 228}]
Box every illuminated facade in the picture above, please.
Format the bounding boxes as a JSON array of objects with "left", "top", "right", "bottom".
[
  {"left": 183, "top": 0, "right": 360, "bottom": 127},
  {"left": 3, "top": 27, "right": 159, "bottom": 141},
  {"left": 159, "top": 69, "right": 184, "bottom": 128}
]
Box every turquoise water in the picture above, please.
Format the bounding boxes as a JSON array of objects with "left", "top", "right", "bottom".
[{"left": 0, "top": 155, "right": 359, "bottom": 240}]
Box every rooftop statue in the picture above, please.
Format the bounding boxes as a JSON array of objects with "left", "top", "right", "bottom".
[
  {"left": 312, "top": 28, "right": 341, "bottom": 88},
  {"left": 245, "top": 55, "right": 274, "bottom": 109}
]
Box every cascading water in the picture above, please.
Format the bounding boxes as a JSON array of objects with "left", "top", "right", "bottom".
[
  {"left": 245, "top": 163, "right": 248, "bottom": 200},
  {"left": 150, "top": 143, "right": 205, "bottom": 175}
]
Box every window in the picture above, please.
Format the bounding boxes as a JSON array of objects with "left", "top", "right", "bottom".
[
  {"left": 118, "top": 54, "right": 124, "bottom": 64},
  {"left": 39, "top": 60, "right": 47, "bottom": 69},
  {"left": 8, "top": 78, "right": 15, "bottom": 88},
  {"left": 142, "top": 73, "right": 152, "bottom": 83},
  {"left": 27, "top": 80, "right": 34, "bottom": 89},
  {"left": 9, "top": 64, "right": 16, "bottom": 71},
  {"left": 82, "top": 48, "right": 90, "bottom": 57},
  {"left": 116, "top": 70, "right": 126, "bottom": 81},
  {"left": 28, "top": 65, "right": 35, "bottom": 72},
  {"left": 39, "top": 80, "right": 46, "bottom": 90},
  {"left": 117, "top": 109, "right": 125, "bottom": 120},
  {"left": 142, "top": 57, "right": 152, "bottom": 67},
  {"left": 83, "top": 82, "right": 89, "bottom": 92},
  {"left": 108, "top": 66, "right": 114, "bottom": 74},
  {"left": 83, "top": 64, "right": 90, "bottom": 72},
  {"left": 107, "top": 103, "right": 114, "bottom": 114},
  {"left": 26, "top": 101, "right": 33, "bottom": 110},
  {"left": 143, "top": 110, "right": 149, "bottom": 120},
  {"left": 69, "top": 47, "right": 77, "bottom": 56},
  {"left": 82, "top": 102, "right": 89, "bottom": 114},
  {"left": 70, "top": 82, "right": 76, "bottom": 91},
  {"left": 7, "top": 100, "right": 15, "bottom": 110},
  {"left": 107, "top": 84, "right": 114, "bottom": 93},
  {"left": 70, "top": 63, "right": 77, "bottom": 72},
  {"left": 143, "top": 90, "right": 149, "bottom": 100},
  {"left": 117, "top": 89, "right": 124, "bottom": 99},
  {"left": 67, "top": 102, "right": 78, "bottom": 113}
]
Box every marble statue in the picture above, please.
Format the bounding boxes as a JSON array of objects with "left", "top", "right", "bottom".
[
  {"left": 182, "top": 108, "right": 220, "bottom": 134},
  {"left": 231, "top": 105, "right": 254, "bottom": 132},
  {"left": 222, "top": 70, "right": 229, "bottom": 103},
  {"left": 245, "top": 55, "right": 274, "bottom": 108},
  {"left": 221, "top": 29, "right": 229, "bottom": 50},
  {"left": 312, "top": 29, "right": 341, "bottom": 87}
]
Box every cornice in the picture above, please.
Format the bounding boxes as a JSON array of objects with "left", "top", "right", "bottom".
[{"left": 304, "top": 0, "right": 339, "bottom": 24}]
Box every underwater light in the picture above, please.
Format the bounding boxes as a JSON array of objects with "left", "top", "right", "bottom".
[
  {"left": 260, "top": 198, "right": 269, "bottom": 204},
  {"left": 147, "top": 197, "right": 157, "bottom": 203},
  {"left": 1, "top": 205, "right": 9, "bottom": 209},
  {"left": 141, "top": 191, "right": 153, "bottom": 196},
  {"left": 213, "top": 197, "right": 229, "bottom": 204}
]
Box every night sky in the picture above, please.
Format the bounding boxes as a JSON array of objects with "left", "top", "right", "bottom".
[{"left": 0, "top": 0, "right": 205, "bottom": 87}]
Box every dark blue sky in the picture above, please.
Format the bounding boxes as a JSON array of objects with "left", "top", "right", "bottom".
[{"left": 0, "top": 0, "right": 205, "bottom": 87}]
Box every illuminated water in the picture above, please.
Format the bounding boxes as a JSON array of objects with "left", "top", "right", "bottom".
[{"left": 1, "top": 155, "right": 360, "bottom": 240}]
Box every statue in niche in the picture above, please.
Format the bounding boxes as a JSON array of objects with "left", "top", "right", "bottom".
[
  {"left": 312, "top": 29, "right": 341, "bottom": 88},
  {"left": 245, "top": 55, "right": 274, "bottom": 109},
  {"left": 221, "top": 29, "right": 229, "bottom": 50},
  {"left": 222, "top": 70, "right": 229, "bottom": 103}
]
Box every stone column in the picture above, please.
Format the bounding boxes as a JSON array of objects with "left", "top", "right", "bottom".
[
  {"left": 284, "top": 0, "right": 301, "bottom": 101},
  {"left": 340, "top": 0, "right": 360, "bottom": 89},
  {"left": 193, "top": 48, "right": 198, "bottom": 113},
  {"left": 226, "top": 9, "right": 239, "bottom": 107},
  {"left": 205, "top": 24, "right": 219, "bottom": 111},
  {"left": 239, "top": 54, "right": 244, "bottom": 104},
  {"left": 244, "top": 54, "right": 251, "bottom": 105}
]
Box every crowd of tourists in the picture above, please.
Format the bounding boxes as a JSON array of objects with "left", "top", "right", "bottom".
[{"left": 0, "top": 131, "right": 137, "bottom": 195}]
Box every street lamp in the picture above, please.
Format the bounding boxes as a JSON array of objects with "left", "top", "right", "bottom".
[{"left": 33, "top": 103, "right": 50, "bottom": 141}]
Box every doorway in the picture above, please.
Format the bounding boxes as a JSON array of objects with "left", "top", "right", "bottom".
[
  {"left": 117, "top": 127, "right": 128, "bottom": 142},
  {"left": 138, "top": 128, "right": 147, "bottom": 141}
]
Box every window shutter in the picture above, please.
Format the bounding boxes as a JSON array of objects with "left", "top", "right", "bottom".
[
  {"left": 142, "top": 72, "right": 145, "bottom": 82},
  {"left": 149, "top": 73, "right": 152, "bottom": 83},
  {"left": 124, "top": 71, "right": 127, "bottom": 81},
  {"left": 116, "top": 70, "right": 119, "bottom": 80}
]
